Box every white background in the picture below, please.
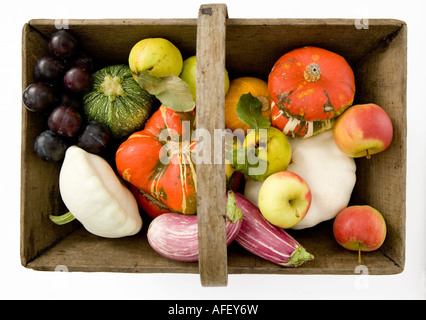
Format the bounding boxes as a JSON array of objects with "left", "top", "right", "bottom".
[{"left": 1, "top": 0, "right": 425, "bottom": 300}]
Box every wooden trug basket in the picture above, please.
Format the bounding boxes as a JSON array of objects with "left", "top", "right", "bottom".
[{"left": 21, "top": 4, "right": 407, "bottom": 287}]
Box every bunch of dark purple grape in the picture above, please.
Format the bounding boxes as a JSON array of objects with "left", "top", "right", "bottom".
[{"left": 22, "top": 29, "right": 110, "bottom": 162}]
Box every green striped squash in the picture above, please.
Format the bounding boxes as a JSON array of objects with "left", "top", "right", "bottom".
[{"left": 83, "top": 64, "right": 156, "bottom": 139}]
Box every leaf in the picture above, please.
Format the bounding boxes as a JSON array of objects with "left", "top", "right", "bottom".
[
  {"left": 156, "top": 75, "right": 195, "bottom": 112},
  {"left": 232, "top": 146, "right": 268, "bottom": 181},
  {"left": 236, "top": 92, "right": 271, "bottom": 130},
  {"left": 137, "top": 70, "right": 195, "bottom": 112},
  {"left": 137, "top": 70, "right": 166, "bottom": 95}
]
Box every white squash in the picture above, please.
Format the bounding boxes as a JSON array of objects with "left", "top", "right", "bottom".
[
  {"left": 244, "top": 130, "right": 356, "bottom": 230},
  {"left": 51, "top": 145, "right": 142, "bottom": 238}
]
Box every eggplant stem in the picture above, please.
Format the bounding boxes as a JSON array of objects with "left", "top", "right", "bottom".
[
  {"left": 282, "top": 246, "right": 314, "bottom": 267},
  {"left": 226, "top": 191, "right": 243, "bottom": 223}
]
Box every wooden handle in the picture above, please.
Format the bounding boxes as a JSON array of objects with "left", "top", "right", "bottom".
[{"left": 196, "top": 3, "right": 228, "bottom": 287}]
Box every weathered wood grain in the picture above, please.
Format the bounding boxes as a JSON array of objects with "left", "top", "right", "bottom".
[
  {"left": 196, "top": 3, "right": 228, "bottom": 287},
  {"left": 351, "top": 23, "right": 407, "bottom": 270}
]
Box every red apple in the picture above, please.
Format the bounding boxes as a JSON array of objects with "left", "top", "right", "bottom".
[
  {"left": 333, "top": 205, "right": 387, "bottom": 259},
  {"left": 333, "top": 103, "right": 393, "bottom": 158}
]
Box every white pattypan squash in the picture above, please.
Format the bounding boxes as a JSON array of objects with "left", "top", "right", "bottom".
[
  {"left": 55, "top": 145, "right": 142, "bottom": 238},
  {"left": 244, "top": 130, "right": 356, "bottom": 230}
]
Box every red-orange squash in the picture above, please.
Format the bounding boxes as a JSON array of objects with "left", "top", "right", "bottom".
[
  {"left": 271, "top": 110, "right": 336, "bottom": 138},
  {"left": 268, "top": 46, "right": 355, "bottom": 136},
  {"left": 129, "top": 184, "right": 172, "bottom": 219},
  {"left": 116, "top": 105, "right": 197, "bottom": 215}
]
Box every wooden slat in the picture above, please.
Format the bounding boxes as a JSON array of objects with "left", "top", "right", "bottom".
[{"left": 196, "top": 3, "right": 228, "bottom": 287}]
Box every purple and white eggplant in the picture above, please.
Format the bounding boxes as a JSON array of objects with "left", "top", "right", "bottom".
[
  {"left": 230, "top": 191, "right": 314, "bottom": 267},
  {"left": 147, "top": 193, "right": 243, "bottom": 262}
]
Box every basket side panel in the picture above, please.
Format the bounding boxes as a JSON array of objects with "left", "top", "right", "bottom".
[
  {"left": 352, "top": 24, "right": 407, "bottom": 269},
  {"left": 27, "top": 19, "right": 198, "bottom": 68},
  {"left": 20, "top": 24, "right": 76, "bottom": 266},
  {"left": 225, "top": 19, "right": 403, "bottom": 80}
]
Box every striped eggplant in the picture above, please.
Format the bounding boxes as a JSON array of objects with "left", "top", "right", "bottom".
[
  {"left": 147, "top": 192, "right": 243, "bottom": 262},
  {"left": 230, "top": 191, "right": 314, "bottom": 267}
]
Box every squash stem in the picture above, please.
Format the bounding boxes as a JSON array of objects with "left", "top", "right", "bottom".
[
  {"left": 100, "top": 74, "right": 125, "bottom": 101},
  {"left": 304, "top": 63, "right": 321, "bottom": 82},
  {"left": 257, "top": 96, "right": 270, "bottom": 112},
  {"left": 49, "top": 212, "right": 76, "bottom": 225}
]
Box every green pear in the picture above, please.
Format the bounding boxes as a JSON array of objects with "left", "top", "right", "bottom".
[{"left": 128, "top": 38, "right": 183, "bottom": 80}]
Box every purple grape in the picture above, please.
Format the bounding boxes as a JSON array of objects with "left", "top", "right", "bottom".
[
  {"left": 34, "top": 56, "right": 67, "bottom": 83},
  {"left": 78, "top": 121, "right": 111, "bottom": 154},
  {"left": 64, "top": 66, "right": 91, "bottom": 93},
  {"left": 34, "top": 130, "right": 67, "bottom": 162},
  {"left": 22, "top": 82, "right": 59, "bottom": 113},
  {"left": 70, "top": 52, "right": 93, "bottom": 72},
  {"left": 48, "top": 105, "right": 82, "bottom": 137},
  {"left": 60, "top": 91, "right": 83, "bottom": 109},
  {"left": 48, "top": 30, "right": 78, "bottom": 59}
]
